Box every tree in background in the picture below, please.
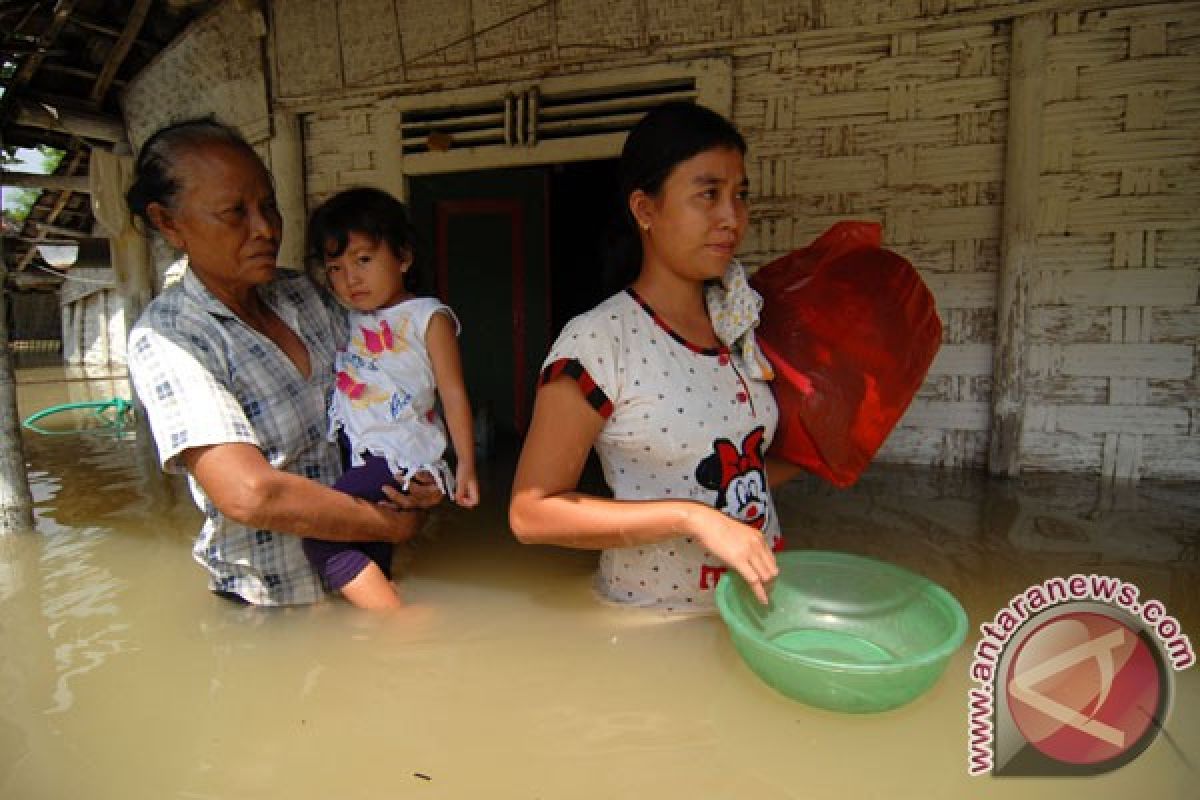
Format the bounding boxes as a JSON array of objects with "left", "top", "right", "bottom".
[{"left": 2, "top": 145, "right": 66, "bottom": 224}]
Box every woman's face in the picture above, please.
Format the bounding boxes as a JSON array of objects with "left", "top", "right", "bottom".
[
  {"left": 151, "top": 140, "right": 282, "bottom": 294},
  {"left": 632, "top": 146, "right": 749, "bottom": 283}
]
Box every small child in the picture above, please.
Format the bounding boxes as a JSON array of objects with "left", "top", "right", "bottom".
[{"left": 303, "top": 187, "right": 478, "bottom": 610}]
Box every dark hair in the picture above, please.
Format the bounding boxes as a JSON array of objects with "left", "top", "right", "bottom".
[
  {"left": 306, "top": 187, "right": 420, "bottom": 292},
  {"left": 603, "top": 101, "right": 748, "bottom": 291},
  {"left": 125, "top": 116, "right": 257, "bottom": 231}
]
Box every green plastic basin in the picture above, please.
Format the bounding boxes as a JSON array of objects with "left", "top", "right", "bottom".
[{"left": 715, "top": 550, "right": 968, "bottom": 713}]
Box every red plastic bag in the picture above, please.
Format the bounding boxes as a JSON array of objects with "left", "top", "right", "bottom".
[{"left": 751, "top": 221, "right": 942, "bottom": 487}]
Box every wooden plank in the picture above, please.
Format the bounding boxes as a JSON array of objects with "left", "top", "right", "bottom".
[
  {"left": 790, "top": 89, "right": 890, "bottom": 121},
  {"left": 1054, "top": 405, "right": 1189, "bottom": 436},
  {"left": 88, "top": 0, "right": 152, "bottom": 104},
  {"left": 786, "top": 153, "right": 885, "bottom": 190},
  {"left": 1021, "top": 430, "right": 1104, "bottom": 473},
  {"left": 1032, "top": 267, "right": 1200, "bottom": 307},
  {"left": 916, "top": 75, "right": 1007, "bottom": 118},
  {"left": 1078, "top": 55, "right": 1200, "bottom": 95},
  {"left": 10, "top": 0, "right": 76, "bottom": 85},
  {"left": 1045, "top": 29, "right": 1129, "bottom": 64},
  {"left": 1067, "top": 195, "right": 1198, "bottom": 233},
  {"left": 914, "top": 204, "right": 1002, "bottom": 241},
  {"left": 1148, "top": 307, "right": 1200, "bottom": 343},
  {"left": 1059, "top": 343, "right": 1194, "bottom": 379},
  {"left": 1074, "top": 130, "right": 1198, "bottom": 171},
  {"left": 15, "top": 150, "right": 85, "bottom": 271},
  {"left": 1034, "top": 234, "right": 1113, "bottom": 270},
  {"left": 1141, "top": 437, "right": 1200, "bottom": 481},
  {"left": 922, "top": 272, "right": 997, "bottom": 309},
  {"left": 928, "top": 344, "right": 994, "bottom": 376},
  {"left": 0, "top": 171, "right": 90, "bottom": 192},
  {"left": 913, "top": 142, "right": 1004, "bottom": 184},
  {"left": 900, "top": 400, "right": 990, "bottom": 431},
  {"left": 14, "top": 101, "right": 127, "bottom": 143},
  {"left": 1030, "top": 309, "right": 1110, "bottom": 344}
]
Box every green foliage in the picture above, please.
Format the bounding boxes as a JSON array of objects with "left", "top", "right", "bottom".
[
  {"left": 1, "top": 146, "right": 67, "bottom": 223},
  {"left": 40, "top": 145, "right": 66, "bottom": 173},
  {"left": 4, "top": 188, "right": 39, "bottom": 222}
]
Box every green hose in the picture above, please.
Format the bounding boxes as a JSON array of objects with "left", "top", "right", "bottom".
[{"left": 21, "top": 397, "right": 134, "bottom": 435}]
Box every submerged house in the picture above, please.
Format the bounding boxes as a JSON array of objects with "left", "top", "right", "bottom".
[{"left": 3, "top": 0, "right": 1198, "bottom": 482}]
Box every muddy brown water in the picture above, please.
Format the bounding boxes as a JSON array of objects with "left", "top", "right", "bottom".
[{"left": 2, "top": 366, "right": 1196, "bottom": 798}]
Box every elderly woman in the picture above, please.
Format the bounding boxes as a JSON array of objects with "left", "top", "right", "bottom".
[{"left": 125, "top": 118, "right": 440, "bottom": 606}]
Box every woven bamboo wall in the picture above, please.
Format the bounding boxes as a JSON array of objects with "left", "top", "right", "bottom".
[{"left": 121, "top": 0, "right": 1200, "bottom": 479}]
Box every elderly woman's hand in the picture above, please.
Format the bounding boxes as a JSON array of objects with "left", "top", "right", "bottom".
[{"left": 379, "top": 470, "right": 445, "bottom": 511}]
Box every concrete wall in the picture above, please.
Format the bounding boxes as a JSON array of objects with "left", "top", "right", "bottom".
[{"left": 120, "top": 0, "right": 1200, "bottom": 480}]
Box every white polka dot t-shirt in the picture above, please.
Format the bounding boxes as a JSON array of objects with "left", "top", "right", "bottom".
[{"left": 540, "top": 288, "right": 782, "bottom": 612}]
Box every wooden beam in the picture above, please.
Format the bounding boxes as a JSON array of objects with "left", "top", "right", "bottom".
[
  {"left": 1, "top": 170, "right": 90, "bottom": 192},
  {"left": 16, "top": 149, "right": 86, "bottom": 270},
  {"left": 989, "top": 13, "right": 1049, "bottom": 477},
  {"left": 12, "top": 0, "right": 77, "bottom": 86},
  {"left": 38, "top": 62, "right": 105, "bottom": 81},
  {"left": 14, "top": 100, "right": 126, "bottom": 143},
  {"left": 89, "top": 0, "right": 152, "bottom": 104},
  {"left": 36, "top": 221, "right": 90, "bottom": 238},
  {"left": 68, "top": 14, "right": 158, "bottom": 53},
  {"left": 2, "top": 125, "right": 76, "bottom": 152},
  {"left": 0, "top": 44, "right": 70, "bottom": 57}
]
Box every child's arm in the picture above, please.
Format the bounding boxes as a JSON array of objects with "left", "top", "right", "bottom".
[{"left": 426, "top": 310, "right": 479, "bottom": 507}]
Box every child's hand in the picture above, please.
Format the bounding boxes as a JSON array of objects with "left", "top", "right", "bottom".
[{"left": 454, "top": 466, "right": 480, "bottom": 508}]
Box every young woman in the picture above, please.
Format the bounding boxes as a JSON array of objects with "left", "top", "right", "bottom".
[{"left": 509, "top": 102, "right": 802, "bottom": 612}]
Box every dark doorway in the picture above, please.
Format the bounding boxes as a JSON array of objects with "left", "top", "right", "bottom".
[
  {"left": 410, "top": 168, "right": 549, "bottom": 447},
  {"left": 546, "top": 158, "right": 622, "bottom": 336},
  {"left": 407, "top": 158, "right": 620, "bottom": 461}
]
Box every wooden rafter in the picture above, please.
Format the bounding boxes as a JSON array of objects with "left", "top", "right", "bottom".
[
  {"left": 12, "top": 0, "right": 77, "bottom": 86},
  {"left": 0, "top": 170, "right": 90, "bottom": 192},
  {"left": 69, "top": 13, "right": 156, "bottom": 49},
  {"left": 16, "top": 148, "right": 86, "bottom": 270},
  {"left": 14, "top": 100, "right": 125, "bottom": 142},
  {"left": 89, "top": 0, "right": 152, "bottom": 105}
]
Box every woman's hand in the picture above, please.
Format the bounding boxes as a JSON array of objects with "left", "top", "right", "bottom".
[
  {"left": 380, "top": 470, "right": 444, "bottom": 510},
  {"left": 687, "top": 505, "right": 779, "bottom": 605}
]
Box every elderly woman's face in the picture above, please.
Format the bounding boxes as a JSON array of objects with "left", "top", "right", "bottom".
[{"left": 154, "top": 141, "right": 282, "bottom": 292}]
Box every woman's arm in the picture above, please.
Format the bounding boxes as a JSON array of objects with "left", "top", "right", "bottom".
[
  {"left": 510, "top": 377, "right": 778, "bottom": 603},
  {"left": 426, "top": 311, "right": 478, "bottom": 506},
  {"left": 183, "top": 442, "right": 438, "bottom": 542}
]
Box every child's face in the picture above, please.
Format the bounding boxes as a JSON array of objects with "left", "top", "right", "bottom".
[{"left": 324, "top": 231, "right": 412, "bottom": 312}]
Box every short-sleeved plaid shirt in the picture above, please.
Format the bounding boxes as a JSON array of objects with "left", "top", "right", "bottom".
[{"left": 127, "top": 268, "right": 346, "bottom": 605}]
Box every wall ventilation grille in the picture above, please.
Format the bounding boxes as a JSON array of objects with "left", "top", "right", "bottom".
[{"left": 401, "top": 78, "right": 697, "bottom": 156}]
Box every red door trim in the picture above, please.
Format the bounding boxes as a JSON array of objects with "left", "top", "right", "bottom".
[{"left": 433, "top": 198, "right": 529, "bottom": 432}]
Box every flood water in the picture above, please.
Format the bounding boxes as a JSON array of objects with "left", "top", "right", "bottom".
[{"left": 2, "top": 366, "right": 1197, "bottom": 799}]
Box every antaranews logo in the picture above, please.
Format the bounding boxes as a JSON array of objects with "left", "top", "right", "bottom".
[{"left": 966, "top": 574, "right": 1195, "bottom": 777}]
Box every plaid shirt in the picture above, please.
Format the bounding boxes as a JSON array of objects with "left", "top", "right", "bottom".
[{"left": 128, "top": 268, "right": 346, "bottom": 605}]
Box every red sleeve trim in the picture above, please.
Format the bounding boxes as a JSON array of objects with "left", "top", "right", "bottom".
[{"left": 539, "top": 358, "right": 613, "bottom": 419}]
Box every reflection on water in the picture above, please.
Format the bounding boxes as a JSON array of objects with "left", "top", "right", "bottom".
[{"left": 0, "top": 368, "right": 1196, "bottom": 799}]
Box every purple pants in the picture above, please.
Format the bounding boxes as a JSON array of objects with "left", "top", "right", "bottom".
[{"left": 302, "top": 451, "right": 398, "bottom": 591}]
